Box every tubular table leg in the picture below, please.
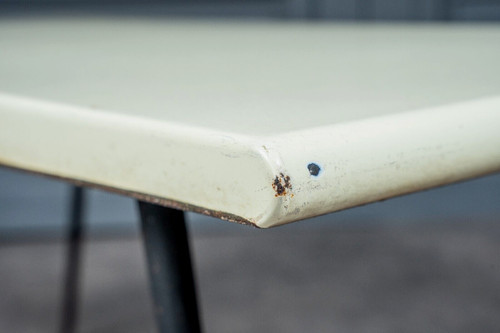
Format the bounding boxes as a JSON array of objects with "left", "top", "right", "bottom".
[
  {"left": 138, "top": 202, "right": 202, "bottom": 333},
  {"left": 59, "top": 186, "right": 85, "bottom": 333}
]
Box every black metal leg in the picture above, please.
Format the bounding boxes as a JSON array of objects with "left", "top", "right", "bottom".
[
  {"left": 59, "top": 186, "right": 86, "bottom": 333},
  {"left": 138, "top": 201, "right": 202, "bottom": 333}
]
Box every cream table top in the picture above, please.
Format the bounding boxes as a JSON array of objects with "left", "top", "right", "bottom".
[{"left": 1, "top": 18, "right": 499, "bottom": 227}]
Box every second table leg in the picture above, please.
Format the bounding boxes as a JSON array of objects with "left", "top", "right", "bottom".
[{"left": 138, "top": 201, "right": 202, "bottom": 333}]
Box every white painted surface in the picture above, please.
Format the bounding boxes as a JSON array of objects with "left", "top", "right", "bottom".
[{"left": 1, "top": 18, "right": 499, "bottom": 227}]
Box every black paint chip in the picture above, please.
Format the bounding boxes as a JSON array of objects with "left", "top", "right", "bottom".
[{"left": 307, "top": 163, "right": 321, "bottom": 176}]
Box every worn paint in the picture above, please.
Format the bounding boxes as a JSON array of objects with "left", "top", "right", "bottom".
[{"left": 0, "top": 163, "right": 259, "bottom": 228}]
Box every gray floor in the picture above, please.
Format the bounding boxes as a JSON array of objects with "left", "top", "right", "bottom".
[{"left": 1, "top": 222, "right": 500, "bottom": 333}]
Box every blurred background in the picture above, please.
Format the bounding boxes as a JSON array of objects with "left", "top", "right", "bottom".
[
  {"left": 1, "top": 0, "right": 500, "bottom": 20},
  {"left": 1, "top": 1, "right": 500, "bottom": 332}
]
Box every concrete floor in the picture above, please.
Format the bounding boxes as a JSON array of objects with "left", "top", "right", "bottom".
[{"left": 1, "top": 222, "right": 500, "bottom": 333}]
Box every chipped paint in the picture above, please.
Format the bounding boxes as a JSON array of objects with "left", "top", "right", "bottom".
[{"left": 307, "top": 163, "right": 321, "bottom": 176}]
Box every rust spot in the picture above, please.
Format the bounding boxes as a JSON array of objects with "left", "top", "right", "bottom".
[{"left": 272, "top": 173, "right": 292, "bottom": 197}]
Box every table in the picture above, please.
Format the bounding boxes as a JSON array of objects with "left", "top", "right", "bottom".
[{"left": 1, "top": 18, "right": 500, "bottom": 333}]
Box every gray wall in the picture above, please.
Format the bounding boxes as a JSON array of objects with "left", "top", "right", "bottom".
[{"left": 1, "top": 0, "right": 500, "bottom": 20}]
